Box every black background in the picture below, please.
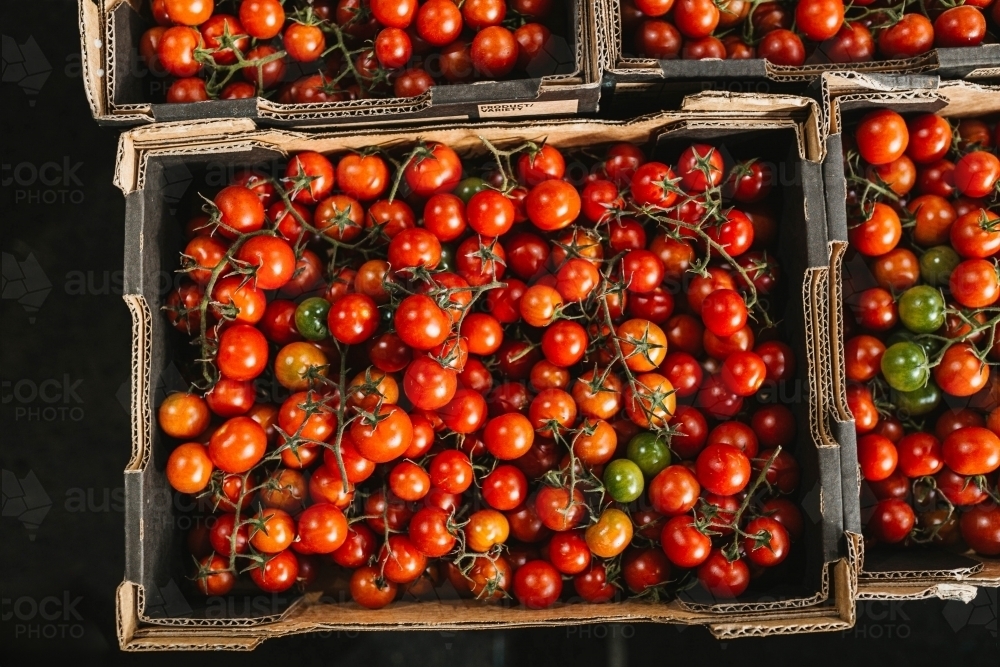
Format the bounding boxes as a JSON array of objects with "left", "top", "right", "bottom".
[{"left": 1, "top": 1, "right": 996, "bottom": 664}]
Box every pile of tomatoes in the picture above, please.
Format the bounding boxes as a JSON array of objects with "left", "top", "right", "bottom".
[
  {"left": 140, "top": 0, "right": 567, "bottom": 103},
  {"left": 841, "top": 109, "right": 1000, "bottom": 557},
  {"left": 621, "top": 0, "right": 999, "bottom": 65},
  {"left": 159, "top": 133, "right": 807, "bottom": 610}
]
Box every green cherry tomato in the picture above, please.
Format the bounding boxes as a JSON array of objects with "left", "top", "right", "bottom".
[
  {"left": 603, "top": 459, "right": 645, "bottom": 503},
  {"left": 898, "top": 285, "right": 945, "bottom": 334},
  {"left": 880, "top": 341, "right": 929, "bottom": 392},
  {"left": 294, "top": 297, "right": 331, "bottom": 341},
  {"left": 919, "top": 246, "right": 960, "bottom": 287},
  {"left": 892, "top": 381, "right": 941, "bottom": 417},
  {"left": 454, "top": 177, "right": 487, "bottom": 204},
  {"left": 626, "top": 431, "right": 671, "bottom": 478}
]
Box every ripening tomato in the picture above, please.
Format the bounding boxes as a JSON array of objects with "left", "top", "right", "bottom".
[
  {"left": 849, "top": 203, "right": 902, "bottom": 256},
  {"left": 464, "top": 0, "right": 506, "bottom": 29},
  {"left": 648, "top": 465, "right": 699, "bottom": 516},
  {"left": 857, "top": 434, "right": 899, "bottom": 481},
  {"left": 159, "top": 392, "right": 210, "bottom": 439},
  {"left": 696, "top": 443, "right": 751, "bottom": 496},
  {"left": 757, "top": 29, "right": 805, "bottom": 65},
  {"left": 583, "top": 508, "right": 632, "bottom": 559},
  {"left": 942, "top": 427, "right": 1000, "bottom": 475},
  {"left": 856, "top": 109, "right": 909, "bottom": 165},
  {"left": 625, "top": 373, "right": 676, "bottom": 428},
  {"left": 405, "top": 142, "right": 462, "bottom": 197},
  {"left": 631, "top": 162, "right": 678, "bottom": 209},
  {"left": 616, "top": 319, "right": 667, "bottom": 372},
  {"left": 371, "top": 0, "right": 417, "bottom": 28},
  {"left": 795, "top": 0, "right": 844, "bottom": 42},
  {"left": 934, "top": 343, "right": 990, "bottom": 398},
  {"left": 158, "top": 26, "right": 202, "bottom": 78},
  {"left": 673, "top": 0, "right": 720, "bottom": 38},
  {"left": 660, "top": 515, "right": 711, "bottom": 568},
  {"left": 240, "top": 0, "right": 285, "bottom": 39},
  {"left": 954, "top": 151, "right": 1000, "bottom": 198},
  {"left": 895, "top": 433, "right": 943, "bottom": 478},
  {"left": 878, "top": 14, "right": 934, "bottom": 59},
  {"left": 525, "top": 180, "right": 581, "bottom": 232},
  {"left": 950, "top": 209, "right": 1000, "bottom": 259},
  {"left": 350, "top": 566, "right": 397, "bottom": 609},
  {"left": 960, "top": 504, "right": 1000, "bottom": 556},
  {"left": 166, "top": 442, "right": 213, "bottom": 493},
  {"left": 513, "top": 560, "right": 562, "bottom": 608},
  {"left": 471, "top": 25, "right": 518, "bottom": 77},
  {"left": 196, "top": 553, "right": 235, "bottom": 596},
  {"left": 820, "top": 22, "right": 874, "bottom": 63},
  {"left": 534, "top": 485, "right": 586, "bottom": 531},
  {"left": 678, "top": 144, "right": 724, "bottom": 192},
  {"left": 697, "top": 549, "right": 749, "bottom": 599},
  {"left": 867, "top": 498, "right": 915, "bottom": 544},
  {"left": 934, "top": 7, "right": 987, "bottom": 49},
  {"left": 573, "top": 563, "right": 616, "bottom": 604},
  {"left": 743, "top": 516, "right": 790, "bottom": 567}
]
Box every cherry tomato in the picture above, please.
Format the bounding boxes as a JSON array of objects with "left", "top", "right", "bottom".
[
  {"left": 697, "top": 549, "right": 749, "bottom": 599},
  {"left": 166, "top": 442, "right": 214, "bottom": 494},
  {"left": 513, "top": 560, "right": 562, "bottom": 608},
  {"left": 209, "top": 418, "right": 268, "bottom": 480},
  {"left": 661, "top": 515, "right": 711, "bottom": 568}
]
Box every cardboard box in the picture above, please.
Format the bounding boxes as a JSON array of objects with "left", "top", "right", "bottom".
[
  {"left": 79, "top": 0, "right": 600, "bottom": 127},
  {"left": 115, "top": 94, "right": 859, "bottom": 650},
  {"left": 819, "top": 72, "right": 1000, "bottom": 602},
  {"left": 597, "top": 0, "right": 1000, "bottom": 114}
]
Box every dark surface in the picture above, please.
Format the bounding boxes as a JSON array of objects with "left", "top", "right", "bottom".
[{"left": 1, "top": 2, "right": 997, "bottom": 665}]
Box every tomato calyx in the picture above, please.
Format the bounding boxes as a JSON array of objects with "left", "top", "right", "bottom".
[
  {"left": 286, "top": 5, "right": 326, "bottom": 28},
  {"left": 968, "top": 474, "right": 1000, "bottom": 504},
  {"left": 653, "top": 173, "right": 685, "bottom": 207},
  {"left": 353, "top": 405, "right": 391, "bottom": 430},
  {"left": 283, "top": 163, "right": 324, "bottom": 202},
  {"left": 975, "top": 209, "right": 1000, "bottom": 234},
  {"left": 194, "top": 551, "right": 236, "bottom": 578}
]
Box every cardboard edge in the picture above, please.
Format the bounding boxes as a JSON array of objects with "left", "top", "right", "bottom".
[
  {"left": 118, "top": 582, "right": 264, "bottom": 651},
  {"left": 856, "top": 583, "right": 979, "bottom": 603},
  {"left": 78, "top": 0, "right": 106, "bottom": 118},
  {"left": 122, "top": 294, "right": 150, "bottom": 472}
]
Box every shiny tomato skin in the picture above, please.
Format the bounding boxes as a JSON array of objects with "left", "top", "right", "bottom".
[
  {"left": 697, "top": 549, "right": 749, "bottom": 599},
  {"left": 513, "top": 560, "right": 562, "bottom": 609}
]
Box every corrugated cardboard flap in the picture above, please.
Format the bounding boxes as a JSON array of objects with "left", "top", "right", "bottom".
[{"left": 820, "top": 72, "right": 1000, "bottom": 136}]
